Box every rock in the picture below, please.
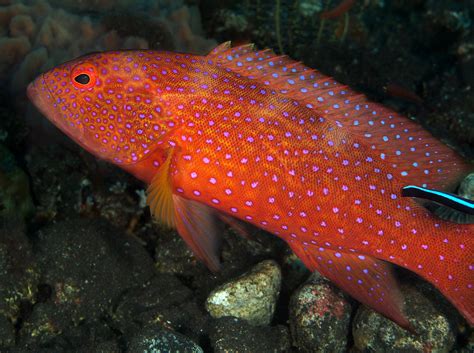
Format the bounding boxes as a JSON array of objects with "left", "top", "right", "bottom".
[
  {"left": 126, "top": 324, "right": 203, "bottom": 353},
  {"left": 0, "top": 144, "right": 34, "bottom": 220},
  {"left": 111, "top": 273, "right": 207, "bottom": 340},
  {"left": 84, "top": 340, "right": 121, "bottom": 353},
  {"left": 19, "top": 218, "right": 155, "bottom": 346},
  {"left": 209, "top": 317, "right": 290, "bottom": 353},
  {"left": 154, "top": 223, "right": 200, "bottom": 275},
  {"left": 459, "top": 173, "right": 474, "bottom": 199},
  {"left": 16, "top": 313, "right": 120, "bottom": 352},
  {"left": 281, "top": 250, "right": 311, "bottom": 293},
  {"left": 289, "top": 272, "right": 352, "bottom": 353},
  {"left": 451, "top": 330, "right": 473, "bottom": 353},
  {"left": 206, "top": 260, "right": 281, "bottom": 326},
  {"left": 0, "top": 218, "right": 39, "bottom": 321},
  {"left": 353, "top": 280, "right": 458, "bottom": 353},
  {"left": 432, "top": 172, "right": 474, "bottom": 223},
  {"left": 457, "top": 32, "right": 474, "bottom": 87},
  {"left": 0, "top": 314, "right": 15, "bottom": 349},
  {"left": 55, "top": 319, "right": 120, "bottom": 352}
]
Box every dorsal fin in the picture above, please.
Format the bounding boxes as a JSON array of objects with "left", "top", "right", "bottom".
[{"left": 208, "top": 43, "right": 472, "bottom": 190}]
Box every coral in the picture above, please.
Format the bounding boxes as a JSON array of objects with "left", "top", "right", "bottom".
[
  {"left": 48, "top": 0, "right": 148, "bottom": 12},
  {"left": 0, "top": 35, "right": 30, "bottom": 78},
  {"left": 10, "top": 46, "right": 47, "bottom": 93},
  {"left": 0, "top": 0, "right": 216, "bottom": 96},
  {"left": 9, "top": 14, "right": 35, "bottom": 38}
]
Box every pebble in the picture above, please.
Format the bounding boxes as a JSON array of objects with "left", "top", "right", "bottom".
[
  {"left": 126, "top": 324, "right": 203, "bottom": 353},
  {"left": 0, "top": 219, "right": 39, "bottom": 321},
  {"left": 19, "top": 218, "right": 155, "bottom": 346},
  {"left": 353, "top": 280, "right": 458, "bottom": 353},
  {"left": 0, "top": 315, "right": 14, "bottom": 348},
  {"left": 433, "top": 172, "right": 474, "bottom": 223},
  {"left": 289, "top": 272, "right": 352, "bottom": 353},
  {"left": 111, "top": 273, "right": 207, "bottom": 339},
  {"left": 209, "top": 317, "right": 290, "bottom": 352},
  {"left": 206, "top": 260, "right": 281, "bottom": 326},
  {"left": 0, "top": 144, "right": 34, "bottom": 220}
]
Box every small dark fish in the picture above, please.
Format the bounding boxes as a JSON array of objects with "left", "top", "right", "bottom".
[{"left": 401, "top": 185, "right": 474, "bottom": 215}]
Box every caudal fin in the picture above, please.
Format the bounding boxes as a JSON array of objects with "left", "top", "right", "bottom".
[{"left": 411, "top": 224, "right": 474, "bottom": 326}]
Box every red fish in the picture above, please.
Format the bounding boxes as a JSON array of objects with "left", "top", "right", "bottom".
[{"left": 27, "top": 42, "right": 473, "bottom": 329}]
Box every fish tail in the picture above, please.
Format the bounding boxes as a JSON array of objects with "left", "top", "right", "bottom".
[
  {"left": 443, "top": 232, "right": 473, "bottom": 325},
  {"left": 413, "top": 225, "right": 474, "bottom": 325}
]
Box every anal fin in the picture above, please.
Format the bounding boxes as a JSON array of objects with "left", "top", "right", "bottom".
[{"left": 289, "top": 242, "right": 412, "bottom": 330}]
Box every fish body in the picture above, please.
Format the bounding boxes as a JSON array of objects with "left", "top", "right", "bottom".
[{"left": 27, "top": 43, "right": 473, "bottom": 328}]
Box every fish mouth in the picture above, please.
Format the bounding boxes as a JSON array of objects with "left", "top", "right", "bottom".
[
  {"left": 27, "top": 77, "right": 52, "bottom": 120},
  {"left": 27, "top": 74, "right": 129, "bottom": 164},
  {"left": 27, "top": 75, "right": 84, "bottom": 142}
]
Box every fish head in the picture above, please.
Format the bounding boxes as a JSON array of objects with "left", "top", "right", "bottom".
[{"left": 27, "top": 51, "right": 182, "bottom": 165}]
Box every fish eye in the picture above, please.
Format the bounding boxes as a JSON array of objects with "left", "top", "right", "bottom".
[
  {"left": 74, "top": 73, "right": 90, "bottom": 85},
  {"left": 71, "top": 63, "right": 97, "bottom": 89}
]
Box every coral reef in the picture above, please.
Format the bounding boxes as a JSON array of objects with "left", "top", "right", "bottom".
[{"left": 0, "top": 0, "right": 215, "bottom": 97}]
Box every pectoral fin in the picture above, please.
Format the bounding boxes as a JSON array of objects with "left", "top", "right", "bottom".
[
  {"left": 147, "top": 151, "right": 176, "bottom": 228},
  {"left": 173, "top": 195, "right": 222, "bottom": 272},
  {"left": 147, "top": 150, "right": 222, "bottom": 272},
  {"left": 218, "top": 213, "right": 258, "bottom": 241}
]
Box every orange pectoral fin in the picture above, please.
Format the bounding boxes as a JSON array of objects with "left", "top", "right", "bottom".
[
  {"left": 146, "top": 149, "right": 222, "bottom": 272},
  {"left": 218, "top": 213, "right": 259, "bottom": 241},
  {"left": 290, "top": 243, "right": 413, "bottom": 331},
  {"left": 172, "top": 195, "right": 222, "bottom": 272},
  {"left": 147, "top": 150, "right": 176, "bottom": 228}
]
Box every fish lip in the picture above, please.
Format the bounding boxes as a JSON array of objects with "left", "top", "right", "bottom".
[
  {"left": 27, "top": 73, "right": 84, "bottom": 141},
  {"left": 27, "top": 75, "right": 58, "bottom": 123},
  {"left": 26, "top": 78, "right": 42, "bottom": 109},
  {"left": 27, "top": 72, "right": 119, "bottom": 163}
]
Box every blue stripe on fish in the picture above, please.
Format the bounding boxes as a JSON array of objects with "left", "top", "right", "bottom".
[{"left": 401, "top": 185, "right": 474, "bottom": 215}]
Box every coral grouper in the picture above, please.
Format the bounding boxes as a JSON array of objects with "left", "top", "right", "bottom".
[{"left": 27, "top": 42, "right": 473, "bottom": 329}]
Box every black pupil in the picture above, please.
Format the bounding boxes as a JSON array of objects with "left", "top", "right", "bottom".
[{"left": 74, "top": 73, "right": 90, "bottom": 85}]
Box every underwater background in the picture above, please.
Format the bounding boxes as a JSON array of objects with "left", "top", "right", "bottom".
[{"left": 0, "top": 0, "right": 473, "bottom": 352}]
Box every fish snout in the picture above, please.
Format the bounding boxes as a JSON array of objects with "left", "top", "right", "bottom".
[
  {"left": 26, "top": 79, "right": 40, "bottom": 105},
  {"left": 27, "top": 75, "right": 52, "bottom": 120},
  {"left": 27, "top": 74, "right": 84, "bottom": 142}
]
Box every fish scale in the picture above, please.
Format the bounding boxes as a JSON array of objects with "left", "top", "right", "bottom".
[{"left": 27, "top": 42, "right": 473, "bottom": 329}]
